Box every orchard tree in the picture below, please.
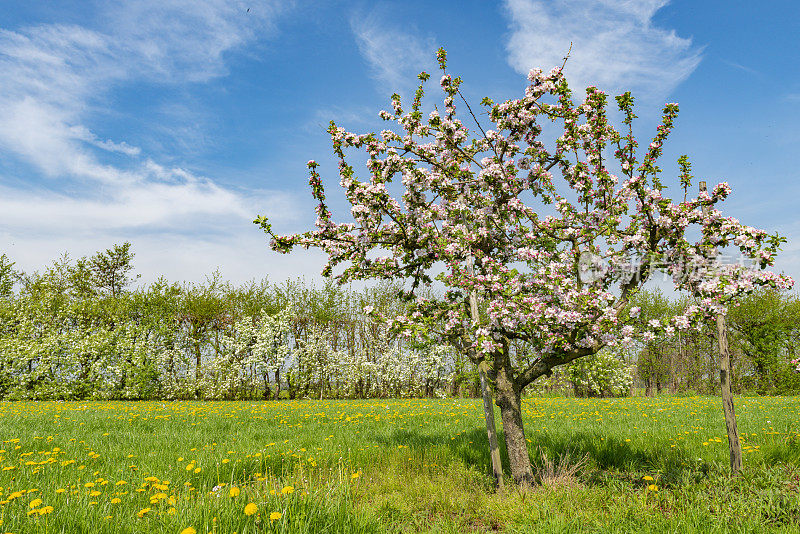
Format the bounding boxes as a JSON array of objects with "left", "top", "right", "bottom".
[{"left": 256, "top": 49, "right": 792, "bottom": 484}]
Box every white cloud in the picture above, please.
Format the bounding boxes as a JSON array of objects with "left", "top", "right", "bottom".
[
  {"left": 350, "top": 7, "right": 436, "bottom": 91},
  {"left": 69, "top": 125, "right": 141, "bottom": 156},
  {"left": 503, "top": 0, "right": 703, "bottom": 109},
  {"left": 100, "top": 0, "right": 286, "bottom": 83},
  {"left": 0, "top": 1, "right": 309, "bottom": 283}
]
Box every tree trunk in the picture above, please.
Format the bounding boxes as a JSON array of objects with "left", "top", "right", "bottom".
[
  {"left": 194, "top": 340, "right": 202, "bottom": 382},
  {"left": 495, "top": 364, "right": 533, "bottom": 485}
]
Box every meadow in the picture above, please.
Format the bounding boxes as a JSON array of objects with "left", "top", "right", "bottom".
[{"left": 1, "top": 396, "right": 800, "bottom": 533}]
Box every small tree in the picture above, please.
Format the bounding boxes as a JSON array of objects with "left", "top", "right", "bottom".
[
  {"left": 566, "top": 348, "right": 633, "bottom": 397},
  {"left": 90, "top": 242, "right": 140, "bottom": 298},
  {"left": 0, "top": 254, "right": 17, "bottom": 299},
  {"left": 728, "top": 289, "right": 800, "bottom": 393},
  {"left": 256, "top": 49, "right": 792, "bottom": 484}
]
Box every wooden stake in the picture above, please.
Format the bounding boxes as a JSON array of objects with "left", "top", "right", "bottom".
[
  {"left": 700, "top": 180, "right": 742, "bottom": 474},
  {"left": 467, "top": 257, "right": 504, "bottom": 491}
]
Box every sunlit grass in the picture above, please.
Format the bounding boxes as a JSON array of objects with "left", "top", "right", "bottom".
[{"left": 1, "top": 396, "right": 799, "bottom": 532}]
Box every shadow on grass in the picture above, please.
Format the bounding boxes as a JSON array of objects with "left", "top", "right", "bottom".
[{"left": 375, "top": 426, "right": 714, "bottom": 487}]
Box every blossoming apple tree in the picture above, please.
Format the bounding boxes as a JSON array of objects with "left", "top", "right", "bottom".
[{"left": 255, "top": 49, "right": 792, "bottom": 484}]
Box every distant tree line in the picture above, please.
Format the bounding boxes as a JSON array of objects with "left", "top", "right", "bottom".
[{"left": 0, "top": 245, "right": 797, "bottom": 400}]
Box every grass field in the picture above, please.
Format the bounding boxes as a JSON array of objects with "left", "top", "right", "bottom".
[{"left": 1, "top": 396, "right": 800, "bottom": 533}]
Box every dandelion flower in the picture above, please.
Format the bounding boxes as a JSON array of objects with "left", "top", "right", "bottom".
[
  {"left": 38, "top": 506, "right": 54, "bottom": 515},
  {"left": 244, "top": 502, "right": 258, "bottom": 516},
  {"left": 137, "top": 507, "right": 151, "bottom": 518},
  {"left": 647, "top": 484, "right": 658, "bottom": 492},
  {"left": 229, "top": 487, "right": 240, "bottom": 497},
  {"left": 180, "top": 528, "right": 197, "bottom": 534},
  {"left": 642, "top": 475, "right": 654, "bottom": 481},
  {"left": 111, "top": 498, "right": 121, "bottom": 504},
  {"left": 281, "top": 486, "right": 294, "bottom": 495},
  {"left": 29, "top": 498, "right": 43, "bottom": 508},
  {"left": 270, "top": 511, "right": 282, "bottom": 521}
]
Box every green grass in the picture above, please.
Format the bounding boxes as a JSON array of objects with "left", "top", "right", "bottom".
[{"left": 1, "top": 396, "right": 800, "bottom": 533}]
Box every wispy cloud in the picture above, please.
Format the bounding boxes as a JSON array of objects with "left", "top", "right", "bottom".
[
  {"left": 350, "top": 7, "right": 436, "bottom": 91},
  {"left": 0, "top": 1, "right": 298, "bottom": 282},
  {"left": 503, "top": 0, "right": 703, "bottom": 109},
  {"left": 721, "top": 59, "right": 760, "bottom": 77}
]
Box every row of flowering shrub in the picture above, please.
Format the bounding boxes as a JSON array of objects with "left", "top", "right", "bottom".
[{"left": 0, "top": 259, "right": 463, "bottom": 400}]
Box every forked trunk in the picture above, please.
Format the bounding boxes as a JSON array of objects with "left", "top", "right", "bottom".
[{"left": 495, "top": 367, "right": 533, "bottom": 485}]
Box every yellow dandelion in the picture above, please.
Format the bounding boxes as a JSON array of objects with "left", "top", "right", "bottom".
[
  {"left": 229, "top": 487, "right": 240, "bottom": 497},
  {"left": 111, "top": 498, "right": 121, "bottom": 504},
  {"left": 270, "top": 511, "right": 282, "bottom": 521},
  {"left": 90, "top": 490, "right": 101, "bottom": 497},
  {"left": 351, "top": 472, "right": 360, "bottom": 479},
  {"left": 647, "top": 484, "right": 658, "bottom": 492},
  {"left": 167, "top": 507, "right": 177, "bottom": 515},
  {"left": 180, "top": 528, "right": 197, "bottom": 534},
  {"left": 185, "top": 464, "right": 195, "bottom": 471},
  {"left": 137, "top": 507, "right": 151, "bottom": 518},
  {"left": 38, "top": 506, "right": 54, "bottom": 515},
  {"left": 29, "top": 498, "right": 43, "bottom": 508},
  {"left": 642, "top": 475, "right": 654, "bottom": 481},
  {"left": 281, "top": 486, "right": 294, "bottom": 495},
  {"left": 244, "top": 502, "right": 258, "bottom": 516},
  {"left": 194, "top": 467, "right": 201, "bottom": 474}
]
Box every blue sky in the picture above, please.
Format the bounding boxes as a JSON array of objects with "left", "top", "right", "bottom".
[{"left": 0, "top": 0, "right": 798, "bottom": 287}]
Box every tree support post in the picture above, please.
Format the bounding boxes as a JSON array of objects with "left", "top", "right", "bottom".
[
  {"left": 700, "top": 180, "right": 742, "bottom": 474},
  {"left": 478, "top": 359, "right": 504, "bottom": 490},
  {"left": 467, "top": 255, "right": 504, "bottom": 491}
]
